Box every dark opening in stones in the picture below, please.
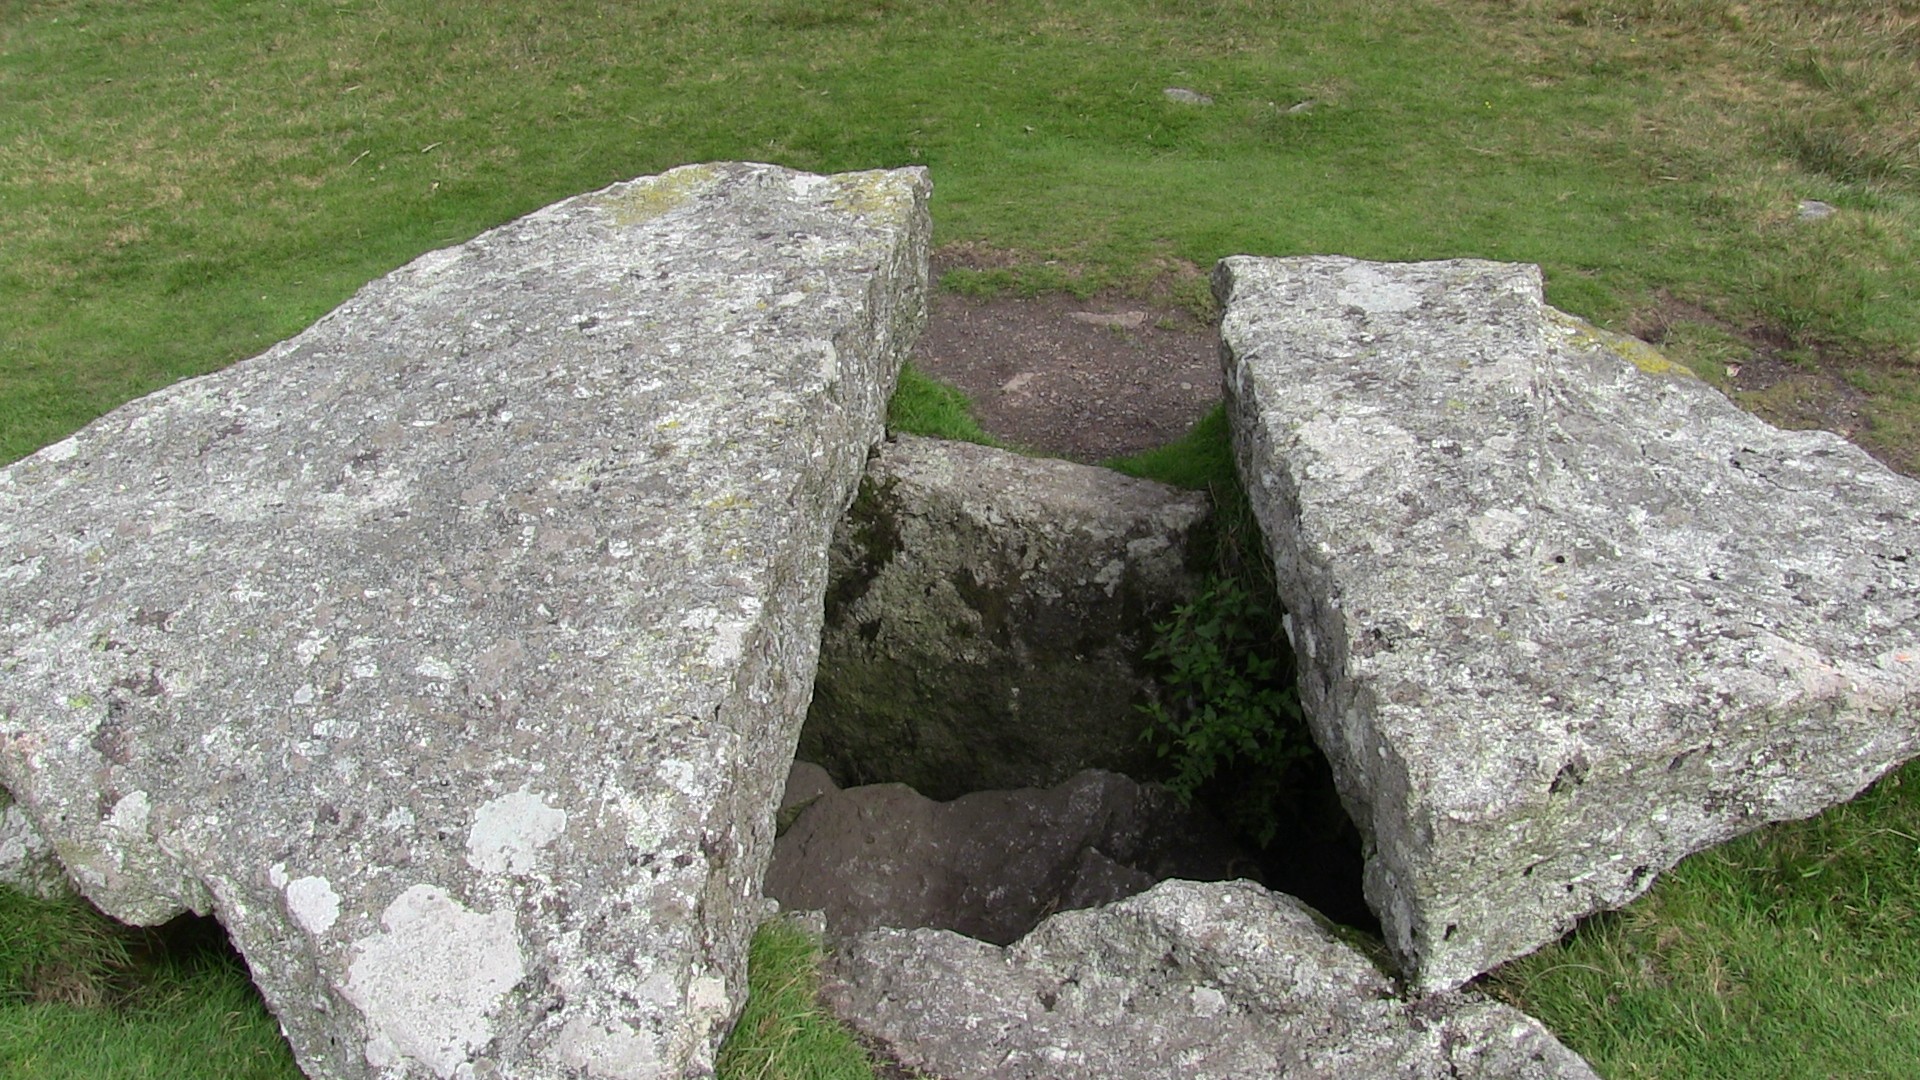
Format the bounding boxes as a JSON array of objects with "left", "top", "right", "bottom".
[
  {"left": 771, "top": 434, "right": 1372, "bottom": 947},
  {"left": 777, "top": 681, "right": 1373, "bottom": 947}
]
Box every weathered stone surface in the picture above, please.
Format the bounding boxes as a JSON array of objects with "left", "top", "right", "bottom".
[
  {"left": 0, "top": 789, "right": 70, "bottom": 900},
  {"left": 824, "top": 878, "right": 1599, "bottom": 1079},
  {"left": 777, "top": 761, "right": 839, "bottom": 816},
  {"left": 766, "top": 768, "right": 1249, "bottom": 945},
  {"left": 1217, "top": 255, "right": 1920, "bottom": 990},
  {"left": 800, "top": 434, "right": 1208, "bottom": 798},
  {"left": 0, "top": 162, "right": 929, "bottom": 1078}
]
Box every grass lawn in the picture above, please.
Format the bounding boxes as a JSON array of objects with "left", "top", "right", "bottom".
[{"left": 3, "top": 0, "right": 1918, "bottom": 1076}]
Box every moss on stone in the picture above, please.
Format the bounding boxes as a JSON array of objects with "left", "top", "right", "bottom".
[
  {"left": 1552, "top": 310, "right": 1696, "bottom": 380},
  {"left": 825, "top": 171, "right": 914, "bottom": 218},
  {"left": 596, "top": 164, "right": 719, "bottom": 226},
  {"left": 822, "top": 474, "right": 902, "bottom": 626}
]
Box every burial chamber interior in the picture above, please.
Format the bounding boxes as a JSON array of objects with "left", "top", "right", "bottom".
[{"left": 777, "top": 435, "right": 1375, "bottom": 944}]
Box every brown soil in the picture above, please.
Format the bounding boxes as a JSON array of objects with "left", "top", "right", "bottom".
[{"left": 910, "top": 251, "right": 1221, "bottom": 463}]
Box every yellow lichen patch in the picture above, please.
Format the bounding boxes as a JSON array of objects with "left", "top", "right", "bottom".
[
  {"left": 596, "top": 164, "right": 719, "bottom": 227},
  {"left": 1550, "top": 309, "right": 1695, "bottom": 380},
  {"left": 825, "top": 170, "right": 912, "bottom": 217}
]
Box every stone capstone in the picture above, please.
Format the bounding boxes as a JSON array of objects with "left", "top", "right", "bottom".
[
  {"left": 765, "top": 767, "right": 1251, "bottom": 945},
  {"left": 0, "top": 162, "right": 930, "bottom": 1078},
  {"left": 822, "top": 878, "right": 1600, "bottom": 1079},
  {"left": 799, "top": 434, "right": 1209, "bottom": 798},
  {"left": 1217, "top": 255, "right": 1920, "bottom": 990}
]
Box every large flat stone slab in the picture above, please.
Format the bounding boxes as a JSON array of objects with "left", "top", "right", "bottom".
[
  {"left": 1218, "top": 255, "right": 1920, "bottom": 990},
  {"left": 822, "top": 879, "right": 1598, "bottom": 1079},
  {"left": 800, "top": 435, "right": 1208, "bottom": 798},
  {"left": 0, "top": 162, "right": 929, "bottom": 1078}
]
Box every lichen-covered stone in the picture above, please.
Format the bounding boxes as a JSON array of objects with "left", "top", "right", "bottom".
[
  {"left": 0, "top": 162, "right": 929, "bottom": 1078},
  {"left": 0, "top": 788, "right": 71, "bottom": 900},
  {"left": 1217, "top": 255, "right": 1920, "bottom": 990},
  {"left": 800, "top": 434, "right": 1209, "bottom": 798},
  {"left": 823, "top": 879, "right": 1599, "bottom": 1079}
]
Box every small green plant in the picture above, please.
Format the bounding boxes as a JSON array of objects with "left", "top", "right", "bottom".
[{"left": 1138, "top": 574, "right": 1311, "bottom": 847}]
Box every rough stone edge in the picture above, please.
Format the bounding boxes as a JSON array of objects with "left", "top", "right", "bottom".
[{"left": 816, "top": 879, "right": 1601, "bottom": 1080}]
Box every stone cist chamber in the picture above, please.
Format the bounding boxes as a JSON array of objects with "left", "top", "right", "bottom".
[
  {"left": 774, "top": 430, "right": 1599, "bottom": 1080},
  {"left": 775, "top": 433, "right": 1372, "bottom": 943}
]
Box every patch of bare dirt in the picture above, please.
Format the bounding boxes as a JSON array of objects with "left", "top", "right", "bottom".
[{"left": 910, "top": 251, "right": 1220, "bottom": 463}]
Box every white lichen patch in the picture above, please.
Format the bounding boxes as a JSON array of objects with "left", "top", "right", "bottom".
[
  {"left": 105, "top": 791, "right": 150, "bottom": 834},
  {"left": 1334, "top": 263, "right": 1425, "bottom": 314},
  {"left": 467, "top": 788, "right": 567, "bottom": 876},
  {"left": 556, "top": 1016, "right": 663, "bottom": 1079},
  {"left": 37, "top": 436, "right": 81, "bottom": 464},
  {"left": 343, "top": 885, "right": 524, "bottom": 1079},
  {"left": 687, "top": 974, "right": 729, "bottom": 1013},
  {"left": 1467, "top": 508, "right": 1530, "bottom": 550},
  {"left": 679, "top": 603, "right": 761, "bottom": 669},
  {"left": 286, "top": 875, "right": 342, "bottom": 936},
  {"left": 1298, "top": 414, "right": 1417, "bottom": 485}
]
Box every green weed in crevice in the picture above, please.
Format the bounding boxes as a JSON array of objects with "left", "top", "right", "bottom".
[
  {"left": 1116, "top": 408, "right": 1322, "bottom": 846},
  {"left": 1116, "top": 405, "right": 1372, "bottom": 928},
  {"left": 1138, "top": 572, "right": 1310, "bottom": 847}
]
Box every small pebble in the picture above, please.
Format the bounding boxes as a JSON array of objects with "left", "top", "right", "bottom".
[{"left": 1797, "top": 199, "right": 1836, "bottom": 221}]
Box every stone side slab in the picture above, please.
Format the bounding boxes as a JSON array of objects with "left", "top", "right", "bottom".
[
  {"left": 765, "top": 768, "right": 1249, "bottom": 946},
  {"left": 800, "top": 434, "right": 1208, "bottom": 799},
  {"left": 1218, "top": 255, "right": 1920, "bottom": 990},
  {"left": 824, "top": 879, "right": 1599, "bottom": 1079},
  {"left": 0, "top": 162, "right": 929, "bottom": 1078}
]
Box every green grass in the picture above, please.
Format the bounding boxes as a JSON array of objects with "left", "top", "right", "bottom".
[
  {"left": 1107, "top": 404, "right": 1235, "bottom": 492},
  {"left": 885, "top": 363, "right": 1003, "bottom": 447},
  {"left": 0, "top": 891, "right": 298, "bottom": 1079},
  {"left": 714, "top": 920, "right": 878, "bottom": 1080},
  {"left": 0, "top": 888, "right": 878, "bottom": 1080},
  {"left": 3, "top": 0, "right": 1916, "bottom": 464},
  {"left": 1486, "top": 757, "right": 1920, "bottom": 1079},
  {"left": 5, "top": 0, "right": 1920, "bottom": 1076}
]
